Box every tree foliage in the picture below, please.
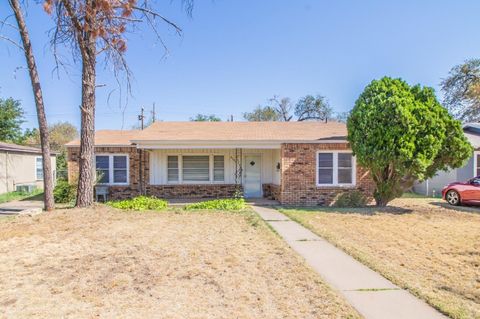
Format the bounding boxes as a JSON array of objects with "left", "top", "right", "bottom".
[
  {"left": 24, "top": 122, "right": 78, "bottom": 180},
  {"left": 243, "top": 106, "right": 281, "bottom": 121},
  {"left": 0, "top": 98, "right": 25, "bottom": 143},
  {"left": 334, "top": 111, "right": 350, "bottom": 123},
  {"left": 295, "top": 94, "right": 332, "bottom": 121},
  {"left": 348, "top": 77, "right": 472, "bottom": 206},
  {"left": 269, "top": 96, "right": 293, "bottom": 121},
  {"left": 441, "top": 59, "right": 480, "bottom": 122},
  {"left": 190, "top": 114, "right": 221, "bottom": 122},
  {"left": 244, "top": 94, "right": 335, "bottom": 122},
  {"left": 26, "top": 121, "right": 78, "bottom": 151}
]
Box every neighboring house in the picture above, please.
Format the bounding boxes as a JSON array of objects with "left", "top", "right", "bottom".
[
  {"left": 413, "top": 123, "right": 480, "bottom": 197},
  {"left": 0, "top": 141, "right": 56, "bottom": 194},
  {"left": 65, "top": 122, "right": 374, "bottom": 206}
]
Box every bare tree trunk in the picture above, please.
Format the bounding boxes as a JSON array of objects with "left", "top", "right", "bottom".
[
  {"left": 9, "top": 0, "right": 54, "bottom": 211},
  {"left": 76, "top": 40, "right": 96, "bottom": 207}
]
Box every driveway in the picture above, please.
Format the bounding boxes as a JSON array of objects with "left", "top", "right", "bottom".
[{"left": 0, "top": 198, "right": 43, "bottom": 216}]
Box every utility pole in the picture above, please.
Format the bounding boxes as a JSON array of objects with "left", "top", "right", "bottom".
[
  {"left": 151, "top": 103, "right": 156, "bottom": 123},
  {"left": 230, "top": 115, "right": 234, "bottom": 122},
  {"left": 138, "top": 106, "right": 145, "bottom": 130}
]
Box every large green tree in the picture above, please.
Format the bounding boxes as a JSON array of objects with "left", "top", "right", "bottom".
[
  {"left": 348, "top": 77, "right": 472, "bottom": 206},
  {"left": 0, "top": 98, "right": 25, "bottom": 143}
]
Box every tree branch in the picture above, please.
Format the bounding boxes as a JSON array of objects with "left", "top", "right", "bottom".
[
  {"left": 0, "top": 34, "right": 24, "bottom": 51},
  {"left": 133, "top": 6, "right": 183, "bottom": 35}
]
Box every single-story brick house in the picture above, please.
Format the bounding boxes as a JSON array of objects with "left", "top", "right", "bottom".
[{"left": 66, "top": 121, "right": 374, "bottom": 205}]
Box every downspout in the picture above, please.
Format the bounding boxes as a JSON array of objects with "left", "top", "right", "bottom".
[
  {"left": 5, "top": 152, "right": 8, "bottom": 193},
  {"left": 138, "top": 148, "right": 143, "bottom": 196}
]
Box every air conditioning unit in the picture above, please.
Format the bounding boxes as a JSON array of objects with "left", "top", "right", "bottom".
[{"left": 16, "top": 184, "right": 36, "bottom": 193}]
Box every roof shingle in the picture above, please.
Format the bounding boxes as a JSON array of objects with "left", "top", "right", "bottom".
[
  {"left": 65, "top": 122, "right": 347, "bottom": 146},
  {"left": 132, "top": 121, "right": 347, "bottom": 142}
]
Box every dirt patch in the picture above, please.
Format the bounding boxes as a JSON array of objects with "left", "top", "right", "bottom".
[
  {"left": 283, "top": 198, "right": 480, "bottom": 319},
  {"left": 0, "top": 205, "right": 358, "bottom": 318}
]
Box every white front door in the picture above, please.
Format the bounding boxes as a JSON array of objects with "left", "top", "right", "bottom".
[{"left": 244, "top": 155, "right": 262, "bottom": 198}]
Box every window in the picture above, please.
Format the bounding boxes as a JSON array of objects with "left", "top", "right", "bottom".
[
  {"left": 317, "top": 153, "right": 333, "bottom": 184},
  {"left": 95, "top": 154, "right": 128, "bottom": 185},
  {"left": 167, "top": 156, "right": 179, "bottom": 182},
  {"left": 476, "top": 153, "right": 480, "bottom": 177},
  {"left": 317, "top": 152, "right": 355, "bottom": 186},
  {"left": 96, "top": 156, "right": 110, "bottom": 183},
  {"left": 183, "top": 156, "right": 210, "bottom": 182},
  {"left": 213, "top": 156, "right": 225, "bottom": 182},
  {"left": 35, "top": 157, "right": 43, "bottom": 180},
  {"left": 113, "top": 156, "right": 128, "bottom": 183},
  {"left": 166, "top": 155, "right": 225, "bottom": 183},
  {"left": 338, "top": 153, "right": 353, "bottom": 184}
]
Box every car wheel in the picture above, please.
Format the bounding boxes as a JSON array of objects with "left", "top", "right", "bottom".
[{"left": 446, "top": 190, "right": 460, "bottom": 206}]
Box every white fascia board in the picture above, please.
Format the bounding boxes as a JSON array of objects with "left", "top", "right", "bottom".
[{"left": 65, "top": 144, "right": 134, "bottom": 148}]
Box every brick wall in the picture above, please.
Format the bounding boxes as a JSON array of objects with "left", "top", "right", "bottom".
[
  {"left": 67, "top": 143, "right": 374, "bottom": 204},
  {"left": 280, "top": 143, "right": 375, "bottom": 206},
  {"left": 67, "top": 146, "right": 149, "bottom": 193},
  {"left": 262, "top": 183, "right": 281, "bottom": 201},
  {"left": 67, "top": 146, "right": 240, "bottom": 200}
]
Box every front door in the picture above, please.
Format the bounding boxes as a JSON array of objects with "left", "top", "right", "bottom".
[{"left": 244, "top": 155, "right": 262, "bottom": 198}]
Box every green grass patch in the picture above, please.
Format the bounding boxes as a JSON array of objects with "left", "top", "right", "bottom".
[
  {"left": 401, "top": 192, "right": 428, "bottom": 198},
  {"left": 0, "top": 189, "right": 43, "bottom": 204},
  {"left": 107, "top": 196, "right": 168, "bottom": 211},
  {"left": 184, "top": 198, "right": 246, "bottom": 211}
]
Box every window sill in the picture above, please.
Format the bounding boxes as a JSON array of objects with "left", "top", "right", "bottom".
[
  {"left": 163, "top": 181, "right": 227, "bottom": 185},
  {"left": 316, "top": 184, "right": 356, "bottom": 189}
]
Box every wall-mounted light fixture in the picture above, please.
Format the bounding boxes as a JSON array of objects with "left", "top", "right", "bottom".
[{"left": 276, "top": 162, "right": 281, "bottom": 170}]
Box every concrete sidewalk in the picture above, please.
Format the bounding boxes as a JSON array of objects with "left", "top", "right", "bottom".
[{"left": 252, "top": 205, "right": 446, "bottom": 319}]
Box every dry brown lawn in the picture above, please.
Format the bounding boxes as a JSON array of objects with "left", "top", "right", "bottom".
[
  {"left": 0, "top": 206, "right": 359, "bottom": 319},
  {"left": 282, "top": 198, "right": 480, "bottom": 319}
]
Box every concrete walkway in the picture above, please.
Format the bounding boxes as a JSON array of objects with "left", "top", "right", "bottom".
[
  {"left": 252, "top": 205, "right": 447, "bottom": 319},
  {"left": 0, "top": 200, "right": 43, "bottom": 216}
]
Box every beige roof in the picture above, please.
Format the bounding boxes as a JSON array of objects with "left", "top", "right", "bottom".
[
  {"left": 133, "top": 121, "right": 347, "bottom": 142},
  {"left": 0, "top": 141, "right": 44, "bottom": 154},
  {"left": 65, "top": 130, "right": 140, "bottom": 147},
  {"left": 65, "top": 122, "right": 347, "bottom": 146}
]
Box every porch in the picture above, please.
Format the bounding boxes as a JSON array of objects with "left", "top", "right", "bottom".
[{"left": 145, "top": 148, "right": 281, "bottom": 200}]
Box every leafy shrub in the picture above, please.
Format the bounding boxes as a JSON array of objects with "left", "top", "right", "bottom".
[
  {"left": 53, "top": 180, "right": 77, "bottom": 203},
  {"left": 107, "top": 196, "right": 168, "bottom": 211},
  {"left": 333, "top": 191, "right": 367, "bottom": 208},
  {"left": 184, "top": 198, "right": 246, "bottom": 210}
]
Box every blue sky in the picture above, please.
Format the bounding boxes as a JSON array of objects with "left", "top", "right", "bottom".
[{"left": 1, "top": 0, "right": 479, "bottom": 130}]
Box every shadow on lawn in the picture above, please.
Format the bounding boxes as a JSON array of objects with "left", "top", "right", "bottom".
[
  {"left": 19, "top": 192, "right": 44, "bottom": 202},
  {"left": 281, "top": 205, "right": 413, "bottom": 215},
  {"left": 430, "top": 201, "right": 480, "bottom": 215}
]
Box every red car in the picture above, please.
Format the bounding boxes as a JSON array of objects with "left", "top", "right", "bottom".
[{"left": 442, "top": 177, "right": 480, "bottom": 206}]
